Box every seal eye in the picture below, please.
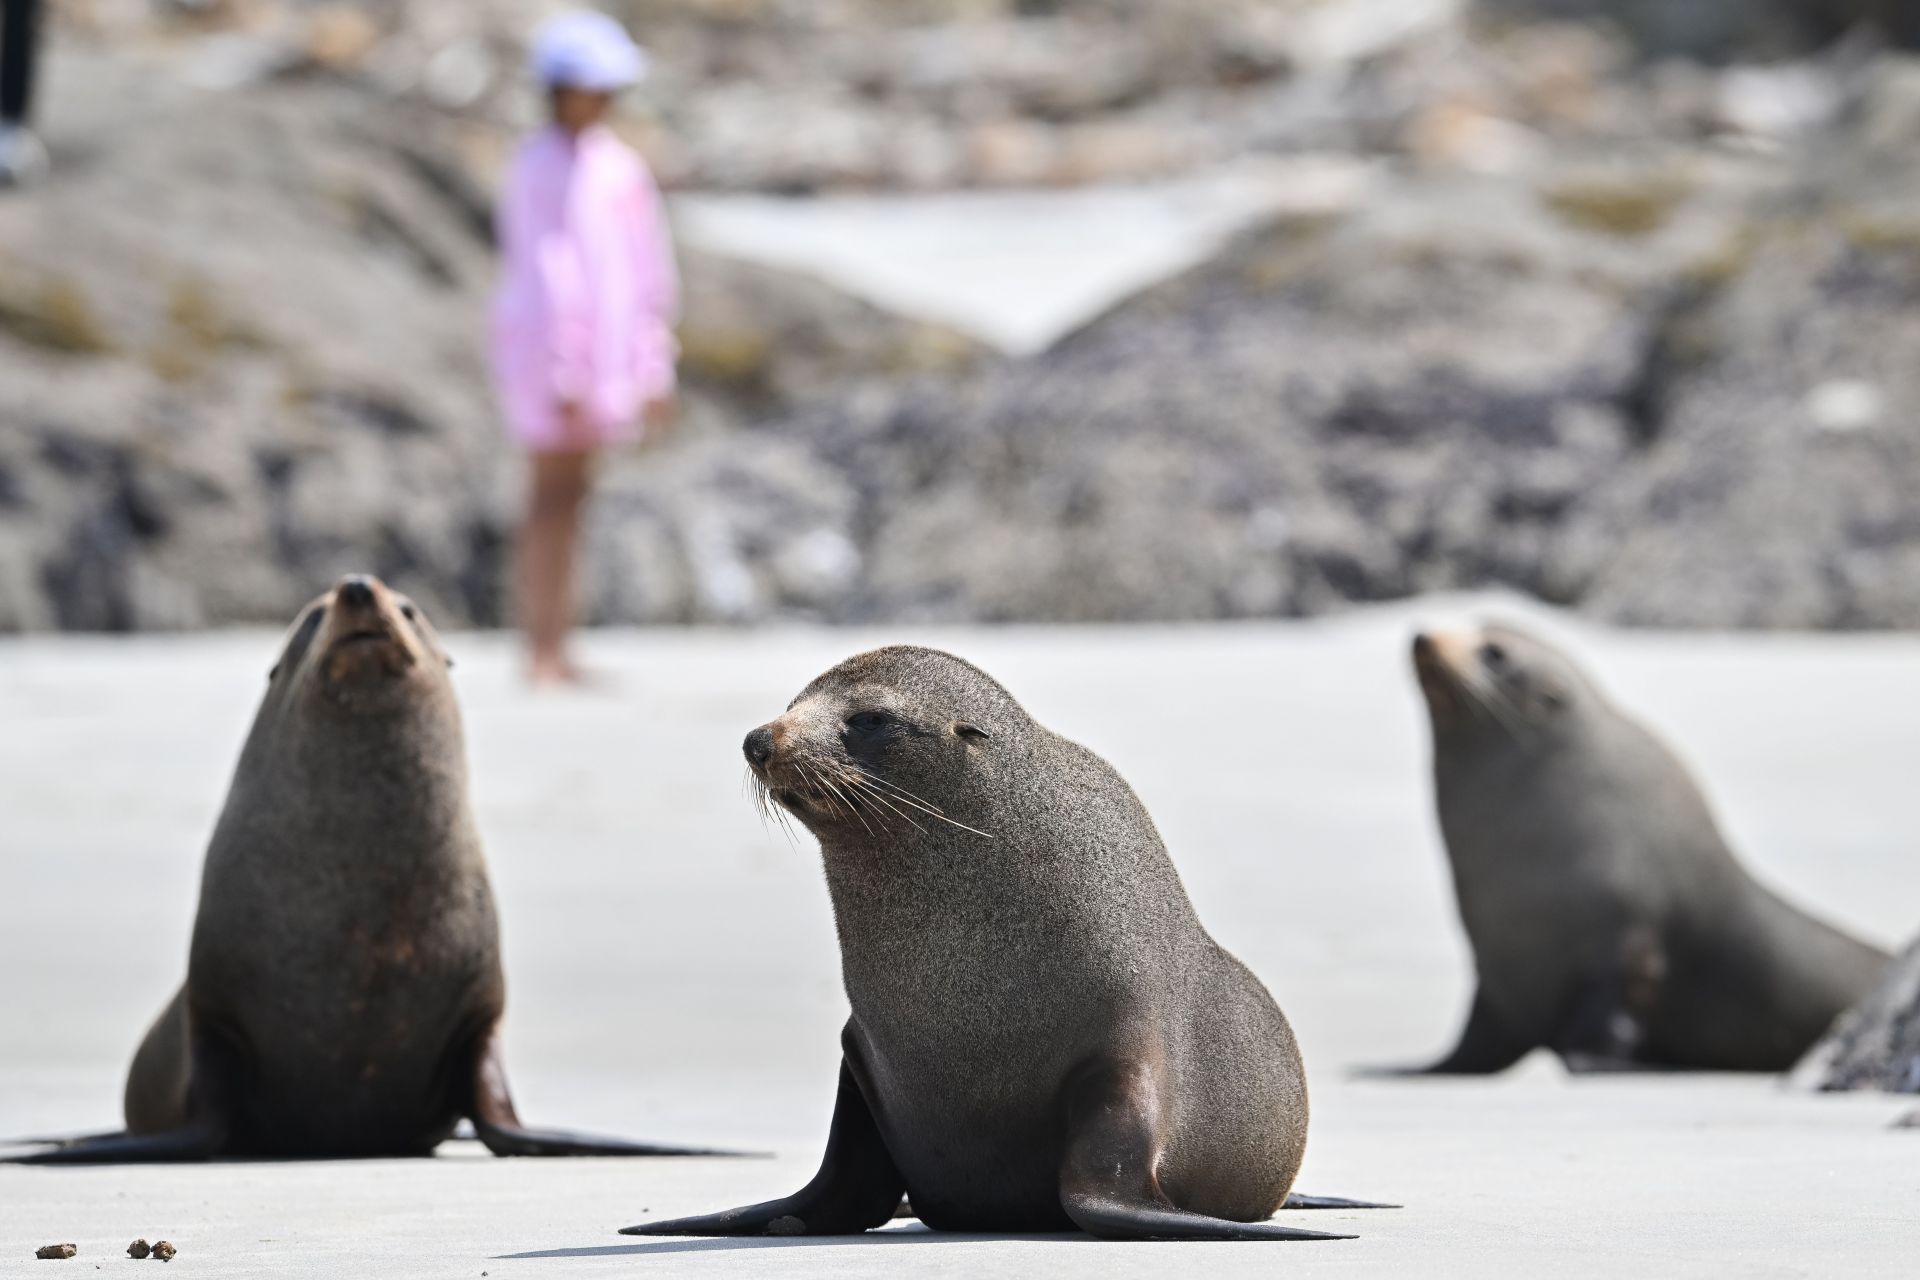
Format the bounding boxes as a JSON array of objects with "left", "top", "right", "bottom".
[
  {"left": 1480, "top": 642, "right": 1510, "bottom": 671},
  {"left": 400, "top": 602, "right": 418, "bottom": 622},
  {"left": 845, "top": 711, "right": 892, "bottom": 736}
]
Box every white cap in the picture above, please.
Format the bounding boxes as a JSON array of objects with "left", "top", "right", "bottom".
[{"left": 531, "top": 11, "right": 649, "bottom": 92}]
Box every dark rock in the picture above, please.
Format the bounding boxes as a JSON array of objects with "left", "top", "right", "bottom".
[
  {"left": 1578, "top": 195, "right": 1920, "bottom": 628},
  {"left": 1793, "top": 934, "right": 1920, "bottom": 1097},
  {"left": 1478, "top": 1, "right": 1914, "bottom": 61}
]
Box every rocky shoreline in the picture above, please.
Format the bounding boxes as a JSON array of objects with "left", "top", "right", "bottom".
[{"left": 3, "top": 4, "right": 1919, "bottom": 631}]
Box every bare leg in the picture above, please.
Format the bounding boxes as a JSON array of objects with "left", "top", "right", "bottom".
[{"left": 517, "top": 448, "right": 594, "bottom": 685}]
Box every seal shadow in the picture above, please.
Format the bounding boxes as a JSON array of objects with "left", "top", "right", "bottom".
[{"left": 498, "top": 1226, "right": 1105, "bottom": 1259}]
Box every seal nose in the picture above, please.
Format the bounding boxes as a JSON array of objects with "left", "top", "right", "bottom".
[
  {"left": 743, "top": 726, "right": 775, "bottom": 767},
  {"left": 336, "top": 576, "right": 377, "bottom": 609},
  {"left": 1412, "top": 631, "right": 1437, "bottom": 664}
]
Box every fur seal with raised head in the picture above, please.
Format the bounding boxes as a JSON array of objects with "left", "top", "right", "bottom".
[
  {"left": 1401, "top": 622, "right": 1889, "bottom": 1074},
  {"left": 11, "top": 574, "right": 725, "bottom": 1162},
  {"left": 622, "top": 645, "right": 1384, "bottom": 1240}
]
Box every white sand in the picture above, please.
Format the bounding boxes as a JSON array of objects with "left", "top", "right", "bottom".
[{"left": 2, "top": 595, "right": 1915, "bottom": 1275}]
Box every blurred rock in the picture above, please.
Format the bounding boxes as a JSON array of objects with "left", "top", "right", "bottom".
[
  {"left": 759, "top": 184, "right": 1670, "bottom": 623},
  {"left": 1793, "top": 934, "right": 1920, "bottom": 1097},
  {"left": 1577, "top": 199, "right": 1920, "bottom": 629},
  {"left": 12, "top": 3, "right": 1920, "bottom": 632}
]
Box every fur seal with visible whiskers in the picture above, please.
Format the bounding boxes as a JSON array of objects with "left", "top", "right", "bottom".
[
  {"left": 622, "top": 645, "right": 1386, "bottom": 1240},
  {"left": 1398, "top": 622, "right": 1889, "bottom": 1074}
]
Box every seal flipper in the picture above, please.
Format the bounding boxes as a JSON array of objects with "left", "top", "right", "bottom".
[
  {"left": 1554, "top": 931, "right": 1666, "bottom": 1073},
  {"left": 1058, "top": 1059, "right": 1353, "bottom": 1242},
  {"left": 620, "top": 1059, "right": 904, "bottom": 1236},
  {"left": 4, "top": 1124, "right": 225, "bottom": 1165},
  {"left": 1401, "top": 987, "right": 1535, "bottom": 1075},
  {"left": 1283, "top": 1193, "right": 1400, "bottom": 1210},
  {"left": 467, "top": 1026, "right": 739, "bottom": 1157},
  {"left": 5, "top": 1027, "right": 235, "bottom": 1165},
  {"left": 0, "top": 1128, "right": 125, "bottom": 1148}
]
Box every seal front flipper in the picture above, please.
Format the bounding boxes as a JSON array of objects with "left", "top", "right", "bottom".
[
  {"left": 1058, "top": 1059, "right": 1353, "bottom": 1242},
  {"left": 1380, "top": 987, "right": 1534, "bottom": 1076},
  {"left": 620, "top": 1060, "right": 904, "bottom": 1236},
  {"left": 467, "top": 1026, "right": 740, "bottom": 1157}
]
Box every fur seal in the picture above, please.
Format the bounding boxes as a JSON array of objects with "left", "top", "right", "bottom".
[
  {"left": 1402, "top": 622, "right": 1890, "bottom": 1074},
  {"left": 622, "top": 645, "right": 1384, "bottom": 1241},
  {"left": 12, "top": 575, "right": 723, "bottom": 1162}
]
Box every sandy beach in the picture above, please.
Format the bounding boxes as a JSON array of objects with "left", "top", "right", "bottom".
[{"left": 2, "top": 596, "right": 1915, "bottom": 1275}]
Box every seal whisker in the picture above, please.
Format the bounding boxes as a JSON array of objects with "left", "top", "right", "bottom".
[
  {"left": 852, "top": 768, "right": 994, "bottom": 839},
  {"left": 813, "top": 766, "right": 877, "bottom": 837},
  {"left": 842, "top": 774, "right": 926, "bottom": 835},
  {"left": 746, "top": 767, "right": 803, "bottom": 849},
  {"left": 796, "top": 762, "right": 847, "bottom": 821},
  {"left": 854, "top": 769, "right": 955, "bottom": 817},
  {"left": 826, "top": 766, "right": 908, "bottom": 834}
]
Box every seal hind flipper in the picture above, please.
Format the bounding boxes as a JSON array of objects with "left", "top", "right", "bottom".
[
  {"left": 1058, "top": 1059, "right": 1352, "bottom": 1242},
  {"left": 10, "top": 1023, "right": 238, "bottom": 1165},
  {"left": 472, "top": 1119, "right": 743, "bottom": 1158},
  {"left": 1283, "top": 1193, "right": 1401, "bottom": 1210},
  {"left": 467, "top": 1026, "right": 744, "bottom": 1158},
  {"left": 1063, "top": 1197, "right": 1355, "bottom": 1242},
  {"left": 0, "top": 1129, "right": 123, "bottom": 1147},
  {"left": 5, "top": 1124, "right": 225, "bottom": 1165},
  {"left": 620, "top": 1061, "right": 903, "bottom": 1236}
]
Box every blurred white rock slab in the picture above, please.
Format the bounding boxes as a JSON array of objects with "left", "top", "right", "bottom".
[{"left": 671, "top": 157, "right": 1374, "bottom": 356}]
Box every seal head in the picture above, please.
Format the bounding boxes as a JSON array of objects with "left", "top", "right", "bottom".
[
  {"left": 269, "top": 574, "right": 452, "bottom": 717},
  {"left": 743, "top": 646, "right": 1003, "bottom": 843}
]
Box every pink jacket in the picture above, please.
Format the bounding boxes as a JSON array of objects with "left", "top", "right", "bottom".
[{"left": 490, "top": 125, "right": 678, "bottom": 450}]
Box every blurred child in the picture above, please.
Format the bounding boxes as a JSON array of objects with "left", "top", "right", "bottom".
[{"left": 492, "top": 10, "right": 678, "bottom": 685}]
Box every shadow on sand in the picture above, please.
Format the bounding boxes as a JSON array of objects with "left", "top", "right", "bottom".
[{"left": 498, "top": 1225, "right": 1102, "bottom": 1259}]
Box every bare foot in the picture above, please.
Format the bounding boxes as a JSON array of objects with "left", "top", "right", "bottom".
[{"left": 527, "top": 654, "right": 611, "bottom": 689}]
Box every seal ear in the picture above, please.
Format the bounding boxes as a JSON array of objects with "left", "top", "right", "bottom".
[{"left": 954, "top": 722, "right": 990, "bottom": 742}]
